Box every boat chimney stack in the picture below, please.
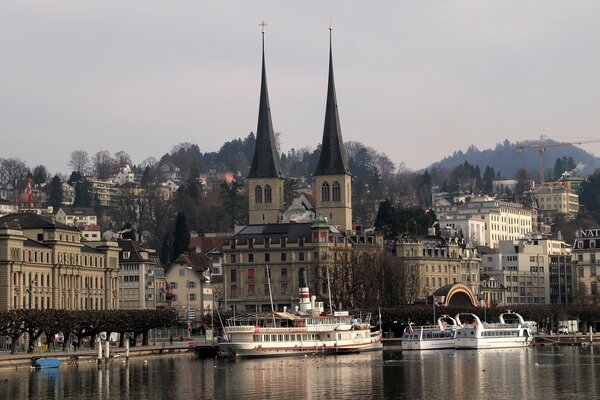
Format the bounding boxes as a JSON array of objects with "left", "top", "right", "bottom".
[{"left": 298, "top": 268, "right": 312, "bottom": 313}]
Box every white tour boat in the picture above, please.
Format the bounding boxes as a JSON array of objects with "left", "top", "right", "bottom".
[
  {"left": 401, "top": 315, "right": 460, "bottom": 350},
  {"left": 454, "top": 311, "right": 533, "bottom": 349},
  {"left": 219, "top": 270, "right": 382, "bottom": 358}
]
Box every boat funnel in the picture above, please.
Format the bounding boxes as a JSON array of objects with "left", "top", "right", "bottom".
[{"left": 298, "top": 269, "right": 312, "bottom": 312}]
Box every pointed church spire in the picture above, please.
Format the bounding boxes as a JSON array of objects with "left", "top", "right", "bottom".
[
  {"left": 248, "top": 23, "right": 283, "bottom": 179},
  {"left": 314, "top": 26, "right": 351, "bottom": 176}
]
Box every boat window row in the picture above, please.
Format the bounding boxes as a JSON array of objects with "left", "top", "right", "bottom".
[
  {"left": 253, "top": 333, "right": 321, "bottom": 342},
  {"left": 482, "top": 330, "right": 520, "bottom": 337},
  {"left": 402, "top": 332, "right": 453, "bottom": 340}
]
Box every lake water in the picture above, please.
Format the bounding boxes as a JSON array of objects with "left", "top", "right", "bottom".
[{"left": 0, "top": 346, "right": 599, "bottom": 399}]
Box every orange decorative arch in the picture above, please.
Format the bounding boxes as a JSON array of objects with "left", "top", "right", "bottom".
[{"left": 433, "top": 283, "right": 477, "bottom": 307}]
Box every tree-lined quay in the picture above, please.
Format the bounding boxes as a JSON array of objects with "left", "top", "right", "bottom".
[{"left": 0, "top": 309, "right": 178, "bottom": 354}]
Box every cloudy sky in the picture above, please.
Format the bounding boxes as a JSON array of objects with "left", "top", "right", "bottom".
[{"left": 2, "top": 1, "right": 600, "bottom": 175}]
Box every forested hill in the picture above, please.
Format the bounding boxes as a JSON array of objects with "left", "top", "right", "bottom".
[{"left": 426, "top": 139, "right": 600, "bottom": 179}]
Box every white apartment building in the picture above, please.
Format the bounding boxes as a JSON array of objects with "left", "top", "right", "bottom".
[
  {"left": 55, "top": 207, "right": 98, "bottom": 227},
  {"left": 534, "top": 185, "right": 579, "bottom": 222},
  {"left": 118, "top": 240, "right": 161, "bottom": 310},
  {"left": 113, "top": 164, "right": 135, "bottom": 186},
  {"left": 480, "top": 234, "right": 571, "bottom": 305},
  {"left": 89, "top": 179, "right": 118, "bottom": 207},
  {"left": 166, "top": 253, "right": 212, "bottom": 322},
  {"left": 434, "top": 197, "right": 533, "bottom": 249}
]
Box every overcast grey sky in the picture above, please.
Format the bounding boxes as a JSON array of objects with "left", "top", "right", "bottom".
[{"left": 2, "top": 1, "right": 600, "bottom": 175}]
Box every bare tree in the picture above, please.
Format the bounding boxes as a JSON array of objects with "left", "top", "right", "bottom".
[
  {"left": 93, "top": 150, "right": 116, "bottom": 180},
  {"left": 0, "top": 158, "right": 29, "bottom": 187},
  {"left": 140, "top": 157, "right": 158, "bottom": 169},
  {"left": 68, "top": 150, "right": 90, "bottom": 173},
  {"left": 114, "top": 151, "right": 132, "bottom": 166}
]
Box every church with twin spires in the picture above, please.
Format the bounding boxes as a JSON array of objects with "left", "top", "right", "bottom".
[
  {"left": 221, "top": 28, "right": 382, "bottom": 313},
  {"left": 247, "top": 27, "right": 352, "bottom": 232}
]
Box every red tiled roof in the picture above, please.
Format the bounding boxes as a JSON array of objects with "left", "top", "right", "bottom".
[{"left": 188, "top": 236, "right": 227, "bottom": 254}]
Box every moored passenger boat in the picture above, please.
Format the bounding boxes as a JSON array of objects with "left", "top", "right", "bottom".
[
  {"left": 219, "top": 270, "right": 382, "bottom": 358},
  {"left": 401, "top": 315, "right": 460, "bottom": 350},
  {"left": 454, "top": 311, "right": 533, "bottom": 349}
]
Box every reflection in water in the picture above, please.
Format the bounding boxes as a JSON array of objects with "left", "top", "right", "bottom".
[
  {"left": 385, "top": 346, "right": 600, "bottom": 400},
  {"left": 0, "top": 348, "right": 598, "bottom": 399}
]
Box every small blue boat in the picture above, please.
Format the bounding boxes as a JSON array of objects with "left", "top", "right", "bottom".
[{"left": 31, "top": 357, "right": 60, "bottom": 369}]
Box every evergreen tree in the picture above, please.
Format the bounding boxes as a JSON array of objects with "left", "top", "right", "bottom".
[
  {"left": 553, "top": 156, "right": 577, "bottom": 179},
  {"left": 160, "top": 232, "right": 173, "bottom": 265},
  {"left": 580, "top": 169, "right": 600, "bottom": 219},
  {"left": 514, "top": 169, "right": 531, "bottom": 200},
  {"left": 219, "top": 181, "right": 247, "bottom": 228},
  {"left": 121, "top": 222, "right": 137, "bottom": 241},
  {"left": 172, "top": 211, "right": 190, "bottom": 261},
  {"left": 48, "top": 175, "right": 63, "bottom": 211},
  {"left": 374, "top": 199, "right": 399, "bottom": 239},
  {"left": 67, "top": 170, "right": 82, "bottom": 186},
  {"left": 93, "top": 193, "right": 104, "bottom": 219},
  {"left": 73, "top": 179, "right": 92, "bottom": 207},
  {"left": 482, "top": 166, "right": 496, "bottom": 194},
  {"left": 31, "top": 165, "right": 49, "bottom": 185}
]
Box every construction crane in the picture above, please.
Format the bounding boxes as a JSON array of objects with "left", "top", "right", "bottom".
[{"left": 516, "top": 134, "right": 600, "bottom": 184}]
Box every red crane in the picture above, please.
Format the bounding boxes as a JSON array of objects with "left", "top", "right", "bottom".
[{"left": 516, "top": 135, "right": 600, "bottom": 184}]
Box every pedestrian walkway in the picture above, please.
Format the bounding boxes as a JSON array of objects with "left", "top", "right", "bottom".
[{"left": 0, "top": 336, "right": 216, "bottom": 369}]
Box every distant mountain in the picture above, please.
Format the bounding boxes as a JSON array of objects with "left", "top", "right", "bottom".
[{"left": 426, "top": 139, "right": 600, "bottom": 179}]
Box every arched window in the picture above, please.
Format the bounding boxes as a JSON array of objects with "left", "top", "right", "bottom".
[
  {"left": 332, "top": 181, "right": 341, "bottom": 202},
  {"left": 321, "top": 182, "right": 330, "bottom": 202},
  {"left": 264, "top": 185, "right": 272, "bottom": 203},
  {"left": 255, "top": 185, "right": 263, "bottom": 204}
]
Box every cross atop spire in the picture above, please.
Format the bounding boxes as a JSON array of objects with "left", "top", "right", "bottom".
[{"left": 259, "top": 20, "right": 268, "bottom": 33}]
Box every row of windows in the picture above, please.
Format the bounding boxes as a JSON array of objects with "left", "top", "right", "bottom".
[
  {"left": 247, "top": 267, "right": 288, "bottom": 280},
  {"left": 424, "top": 265, "right": 457, "bottom": 273},
  {"left": 171, "top": 293, "right": 212, "bottom": 302},
  {"left": 254, "top": 333, "right": 320, "bottom": 342},
  {"left": 254, "top": 185, "right": 273, "bottom": 204},
  {"left": 13, "top": 272, "right": 103, "bottom": 290},
  {"left": 246, "top": 283, "right": 289, "bottom": 296},
  {"left": 229, "top": 252, "right": 305, "bottom": 264},
  {"left": 506, "top": 297, "right": 545, "bottom": 304},
  {"left": 233, "top": 237, "right": 304, "bottom": 249},
  {"left": 321, "top": 181, "right": 341, "bottom": 202},
  {"left": 9, "top": 247, "right": 105, "bottom": 268}
]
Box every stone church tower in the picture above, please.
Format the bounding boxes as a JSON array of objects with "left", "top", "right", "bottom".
[
  {"left": 247, "top": 29, "right": 284, "bottom": 225},
  {"left": 313, "top": 29, "right": 353, "bottom": 232}
]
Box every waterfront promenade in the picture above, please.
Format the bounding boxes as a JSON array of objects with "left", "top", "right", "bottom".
[{"left": 0, "top": 336, "right": 216, "bottom": 370}]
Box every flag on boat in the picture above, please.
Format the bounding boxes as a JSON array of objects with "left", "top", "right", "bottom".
[{"left": 407, "top": 323, "right": 413, "bottom": 334}]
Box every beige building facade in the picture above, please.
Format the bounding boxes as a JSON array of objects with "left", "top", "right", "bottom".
[
  {"left": 0, "top": 213, "right": 120, "bottom": 311},
  {"left": 395, "top": 237, "right": 481, "bottom": 303}
]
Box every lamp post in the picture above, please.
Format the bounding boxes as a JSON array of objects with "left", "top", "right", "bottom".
[
  {"left": 28, "top": 275, "right": 37, "bottom": 309},
  {"left": 186, "top": 266, "right": 192, "bottom": 339},
  {"left": 477, "top": 293, "right": 486, "bottom": 322}
]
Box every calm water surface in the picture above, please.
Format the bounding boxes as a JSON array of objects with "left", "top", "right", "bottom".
[{"left": 0, "top": 346, "right": 599, "bottom": 399}]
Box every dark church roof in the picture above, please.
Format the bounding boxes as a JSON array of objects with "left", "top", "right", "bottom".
[
  {"left": 230, "top": 222, "right": 343, "bottom": 246},
  {"left": 314, "top": 30, "right": 351, "bottom": 177},
  {"left": 0, "top": 213, "right": 79, "bottom": 232},
  {"left": 247, "top": 31, "right": 283, "bottom": 180}
]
